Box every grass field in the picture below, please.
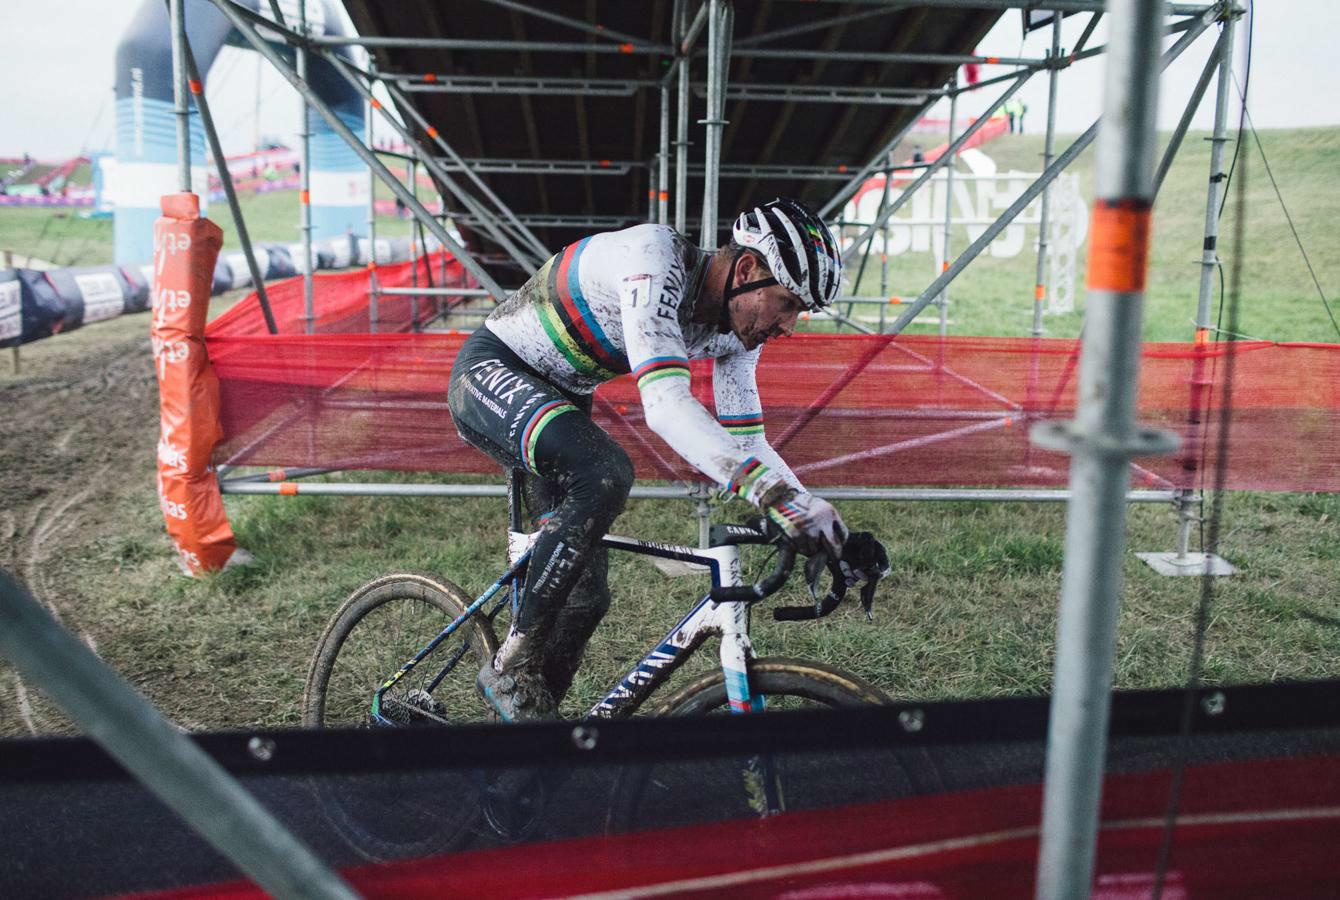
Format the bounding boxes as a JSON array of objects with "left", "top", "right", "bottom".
[{"left": 0, "top": 129, "right": 1336, "bottom": 737}]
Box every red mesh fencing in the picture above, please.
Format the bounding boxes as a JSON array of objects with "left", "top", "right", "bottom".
[
  {"left": 208, "top": 252, "right": 476, "bottom": 338},
  {"left": 206, "top": 299, "right": 1340, "bottom": 491}
]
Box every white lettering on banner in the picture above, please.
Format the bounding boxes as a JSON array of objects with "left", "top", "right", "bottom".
[
  {"left": 154, "top": 230, "right": 192, "bottom": 279},
  {"left": 152, "top": 336, "right": 191, "bottom": 365},
  {"left": 160, "top": 495, "right": 189, "bottom": 521},
  {"left": 157, "top": 438, "right": 187, "bottom": 471},
  {"left": 155, "top": 231, "right": 191, "bottom": 257},
  {"left": 74, "top": 272, "right": 125, "bottom": 324},
  {"left": 843, "top": 150, "right": 1089, "bottom": 266},
  {"left": 174, "top": 542, "right": 201, "bottom": 571},
  {"left": 0, "top": 280, "right": 20, "bottom": 341},
  {"left": 154, "top": 287, "right": 192, "bottom": 316}
]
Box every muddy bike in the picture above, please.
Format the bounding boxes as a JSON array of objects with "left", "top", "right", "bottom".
[{"left": 302, "top": 475, "right": 913, "bottom": 859}]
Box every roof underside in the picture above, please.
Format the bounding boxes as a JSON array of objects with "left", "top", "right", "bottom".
[{"left": 341, "top": 1, "right": 1003, "bottom": 278}]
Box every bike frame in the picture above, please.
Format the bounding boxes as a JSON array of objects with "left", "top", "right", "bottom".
[{"left": 370, "top": 529, "right": 768, "bottom": 725}]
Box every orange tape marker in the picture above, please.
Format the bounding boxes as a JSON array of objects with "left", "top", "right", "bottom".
[
  {"left": 1086, "top": 198, "right": 1152, "bottom": 293},
  {"left": 1035, "top": 283, "right": 1046, "bottom": 301},
  {"left": 278, "top": 482, "right": 299, "bottom": 496}
]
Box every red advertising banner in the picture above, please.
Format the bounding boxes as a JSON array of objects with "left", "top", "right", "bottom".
[{"left": 152, "top": 192, "right": 236, "bottom": 574}]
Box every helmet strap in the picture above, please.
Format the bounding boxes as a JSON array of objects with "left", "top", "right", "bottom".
[{"left": 718, "top": 249, "right": 778, "bottom": 333}]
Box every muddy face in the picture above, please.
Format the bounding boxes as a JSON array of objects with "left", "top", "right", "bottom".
[
  {"left": 736, "top": 286, "right": 802, "bottom": 350},
  {"left": 728, "top": 253, "right": 803, "bottom": 350}
]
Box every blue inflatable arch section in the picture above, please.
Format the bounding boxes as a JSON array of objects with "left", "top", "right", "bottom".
[{"left": 112, "top": 0, "right": 365, "bottom": 264}]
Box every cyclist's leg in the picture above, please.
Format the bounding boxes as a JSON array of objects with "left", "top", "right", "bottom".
[
  {"left": 523, "top": 474, "right": 612, "bottom": 706},
  {"left": 448, "top": 331, "right": 633, "bottom": 718}
]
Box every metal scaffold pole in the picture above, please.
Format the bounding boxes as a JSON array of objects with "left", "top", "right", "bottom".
[
  {"left": 1141, "top": 6, "right": 1238, "bottom": 578},
  {"left": 298, "top": 0, "right": 314, "bottom": 334},
  {"left": 1033, "top": 14, "right": 1064, "bottom": 336},
  {"left": 673, "top": 0, "right": 697, "bottom": 234},
  {"left": 1030, "top": 1, "right": 1180, "bottom": 895},
  {"left": 844, "top": 68, "right": 1035, "bottom": 265},
  {"left": 183, "top": 43, "right": 278, "bottom": 334},
  {"left": 365, "top": 72, "right": 379, "bottom": 334},
  {"left": 326, "top": 56, "right": 543, "bottom": 274},
  {"left": 699, "top": 0, "right": 733, "bottom": 249},
  {"left": 659, "top": 82, "right": 671, "bottom": 224},
  {"left": 377, "top": 76, "right": 548, "bottom": 265},
  {"left": 1194, "top": 10, "right": 1236, "bottom": 339},
  {"left": 938, "top": 75, "right": 958, "bottom": 337},
  {"left": 880, "top": 15, "right": 1212, "bottom": 337},
  {"left": 0, "top": 572, "right": 358, "bottom": 900},
  {"left": 207, "top": 0, "right": 508, "bottom": 301},
  {"left": 169, "top": 0, "right": 191, "bottom": 192}
]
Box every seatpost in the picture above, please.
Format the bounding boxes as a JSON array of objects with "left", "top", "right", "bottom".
[{"left": 507, "top": 468, "right": 525, "bottom": 532}]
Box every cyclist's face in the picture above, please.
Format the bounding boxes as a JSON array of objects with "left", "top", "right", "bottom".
[{"left": 730, "top": 257, "right": 803, "bottom": 350}]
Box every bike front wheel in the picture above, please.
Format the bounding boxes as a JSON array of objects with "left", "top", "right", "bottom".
[{"left": 608, "top": 657, "right": 941, "bottom": 832}]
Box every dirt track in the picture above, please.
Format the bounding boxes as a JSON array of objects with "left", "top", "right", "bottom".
[{"left": 0, "top": 321, "right": 160, "bottom": 735}]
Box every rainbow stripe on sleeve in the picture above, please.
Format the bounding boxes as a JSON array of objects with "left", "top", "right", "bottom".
[
  {"left": 766, "top": 499, "right": 806, "bottom": 531},
  {"left": 727, "top": 455, "right": 770, "bottom": 500},
  {"left": 519, "top": 400, "right": 577, "bottom": 474},
  {"left": 633, "top": 356, "right": 690, "bottom": 391},
  {"left": 535, "top": 238, "right": 630, "bottom": 380},
  {"left": 719, "top": 411, "right": 765, "bottom": 437}
]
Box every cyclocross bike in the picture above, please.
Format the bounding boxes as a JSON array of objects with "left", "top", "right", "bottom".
[{"left": 302, "top": 472, "right": 901, "bottom": 859}]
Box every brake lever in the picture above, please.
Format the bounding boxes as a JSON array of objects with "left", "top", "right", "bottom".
[
  {"left": 803, "top": 551, "right": 828, "bottom": 601},
  {"left": 859, "top": 576, "right": 879, "bottom": 622}
]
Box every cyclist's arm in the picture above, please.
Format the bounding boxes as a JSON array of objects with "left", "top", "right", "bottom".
[
  {"left": 712, "top": 348, "right": 803, "bottom": 492},
  {"left": 619, "top": 272, "right": 784, "bottom": 507}
]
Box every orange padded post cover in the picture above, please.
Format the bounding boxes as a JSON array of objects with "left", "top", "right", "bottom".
[{"left": 152, "top": 192, "right": 236, "bottom": 574}]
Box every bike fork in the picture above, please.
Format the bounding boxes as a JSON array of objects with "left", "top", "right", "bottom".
[{"left": 720, "top": 616, "right": 784, "bottom": 816}]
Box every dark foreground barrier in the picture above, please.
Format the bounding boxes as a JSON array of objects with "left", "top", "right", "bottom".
[{"left": 2, "top": 681, "right": 1337, "bottom": 898}]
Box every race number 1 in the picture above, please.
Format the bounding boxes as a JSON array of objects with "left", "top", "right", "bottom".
[{"left": 620, "top": 273, "right": 652, "bottom": 309}]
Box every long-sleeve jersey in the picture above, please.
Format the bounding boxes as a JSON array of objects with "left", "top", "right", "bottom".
[{"left": 484, "top": 223, "right": 801, "bottom": 497}]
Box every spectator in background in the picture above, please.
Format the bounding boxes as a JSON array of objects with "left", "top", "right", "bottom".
[{"left": 1018, "top": 100, "right": 1029, "bottom": 134}]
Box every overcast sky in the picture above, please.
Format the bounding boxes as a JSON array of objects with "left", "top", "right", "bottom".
[{"left": 2, "top": 1, "right": 1336, "bottom": 160}]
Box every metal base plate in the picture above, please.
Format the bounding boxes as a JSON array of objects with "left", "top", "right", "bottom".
[{"left": 1136, "top": 551, "right": 1236, "bottom": 577}]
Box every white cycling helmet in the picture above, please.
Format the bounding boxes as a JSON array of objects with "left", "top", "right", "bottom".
[{"left": 731, "top": 197, "right": 843, "bottom": 310}]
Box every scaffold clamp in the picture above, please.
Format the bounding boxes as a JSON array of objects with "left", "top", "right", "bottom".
[{"left": 1029, "top": 420, "right": 1180, "bottom": 460}]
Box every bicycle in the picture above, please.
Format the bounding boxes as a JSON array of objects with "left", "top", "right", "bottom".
[{"left": 302, "top": 473, "right": 914, "bottom": 859}]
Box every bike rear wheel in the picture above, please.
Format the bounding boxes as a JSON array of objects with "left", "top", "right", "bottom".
[
  {"left": 607, "top": 657, "right": 941, "bottom": 832},
  {"left": 303, "top": 573, "right": 498, "bottom": 728},
  {"left": 302, "top": 574, "right": 499, "bottom": 862}
]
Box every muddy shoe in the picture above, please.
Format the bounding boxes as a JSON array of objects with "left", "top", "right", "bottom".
[{"left": 476, "top": 664, "right": 555, "bottom": 723}]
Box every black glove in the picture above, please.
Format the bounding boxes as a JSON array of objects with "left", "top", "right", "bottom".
[{"left": 803, "top": 531, "right": 890, "bottom": 621}]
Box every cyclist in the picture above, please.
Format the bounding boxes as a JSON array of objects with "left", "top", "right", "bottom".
[{"left": 449, "top": 197, "right": 861, "bottom": 721}]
